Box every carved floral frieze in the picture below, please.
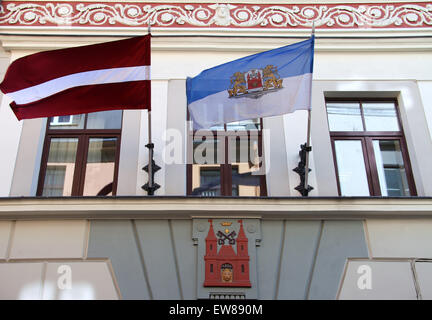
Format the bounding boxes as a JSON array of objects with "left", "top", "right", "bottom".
[{"left": 0, "top": 2, "right": 431, "bottom": 28}]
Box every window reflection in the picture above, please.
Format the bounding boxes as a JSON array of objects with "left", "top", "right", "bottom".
[
  {"left": 373, "top": 140, "right": 410, "bottom": 196},
  {"left": 192, "top": 167, "right": 221, "bottom": 196},
  {"left": 192, "top": 139, "right": 221, "bottom": 196},
  {"left": 83, "top": 138, "right": 117, "bottom": 196},
  {"left": 229, "top": 137, "right": 261, "bottom": 196},
  {"left": 86, "top": 110, "right": 122, "bottom": 129},
  {"left": 48, "top": 110, "right": 122, "bottom": 130},
  {"left": 327, "top": 99, "right": 414, "bottom": 197},
  {"left": 42, "top": 111, "right": 122, "bottom": 197},
  {"left": 327, "top": 102, "right": 363, "bottom": 131},
  {"left": 226, "top": 118, "right": 260, "bottom": 131},
  {"left": 42, "top": 138, "right": 78, "bottom": 196},
  {"left": 49, "top": 115, "right": 84, "bottom": 130},
  {"left": 189, "top": 117, "right": 265, "bottom": 197},
  {"left": 334, "top": 140, "right": 370, "bottom": 196},
  {"left": 363, "top": 103, "right": 400, "bottom": 131}
]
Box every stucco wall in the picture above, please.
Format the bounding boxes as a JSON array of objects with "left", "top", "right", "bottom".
[{"left": 1, "top": 218, "right": 432, "bottom": 299}]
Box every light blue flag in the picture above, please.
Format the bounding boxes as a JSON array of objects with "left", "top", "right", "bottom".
[{"left": 186, "top": 36, "right": 314, "bottom": 129}]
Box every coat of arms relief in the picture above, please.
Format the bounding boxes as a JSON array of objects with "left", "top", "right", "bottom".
[{"left": 193, "top": 219, "right": 261, "bottom": 299}]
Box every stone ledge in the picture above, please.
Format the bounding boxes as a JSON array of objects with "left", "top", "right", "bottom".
[{"left": 0, "top": 196, "right": 431, "bottom": 220}]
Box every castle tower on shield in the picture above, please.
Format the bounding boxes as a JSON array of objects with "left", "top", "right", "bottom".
[{"left": 204, "top": 219, "right": 251, "bottom": 287}]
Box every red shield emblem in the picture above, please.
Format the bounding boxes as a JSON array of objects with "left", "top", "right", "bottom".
[{"left": 245, "top": 69, "right": 263, "bottom": 92}]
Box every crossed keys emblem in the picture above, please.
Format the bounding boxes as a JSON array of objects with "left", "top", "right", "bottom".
[{"left": 217, "top": 230, "right": 237, "bottom": 245}]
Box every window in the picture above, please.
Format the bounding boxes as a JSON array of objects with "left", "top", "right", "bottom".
[
  {"left": 187, "top": 118, "right": 267, "bottom": 196},
  {"left": 326, "top": 99, "right": 416, "bottom": 196},
  {"left": 50, "top": 115, "right": 74, "bottom": 126},
  {"left": 37, "top": 110, "right": 122, "bottom": 196}
]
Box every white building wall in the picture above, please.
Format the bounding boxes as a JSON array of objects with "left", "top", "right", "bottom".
[
  {"left": 0, "top": 34, "right": 431, "bottom": 196},
  {"left": 418, "top": 81, "right": 432, "bottom": 139},
  {"left": 0, "top": 51, "right": 21, "bottom": 196}
]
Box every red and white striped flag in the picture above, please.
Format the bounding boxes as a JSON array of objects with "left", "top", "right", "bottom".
[{"left": 0, "top": 35, "right": 151, "bottom": 120}]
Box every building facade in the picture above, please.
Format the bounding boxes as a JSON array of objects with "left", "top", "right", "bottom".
[{"left": 0, "top": 0, "right": 432, "bottom": 299}]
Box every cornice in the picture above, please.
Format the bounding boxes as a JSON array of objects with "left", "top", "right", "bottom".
[
  {"left": 0, "top": 196, "right": 432, "bottom": 220},
  {"left": 1, "top": 31, "right": 431, "bottom": 52}
]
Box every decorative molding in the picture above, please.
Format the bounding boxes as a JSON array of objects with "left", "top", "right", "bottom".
[
  {"left": 3, "top": 34, "right": 432, "bottom": 53},
  {"left": 1, "top": 196, "right": 432, "bottom": 220},
  {"left": 0, "top": 2, "right": 431, "bottom": 29}
]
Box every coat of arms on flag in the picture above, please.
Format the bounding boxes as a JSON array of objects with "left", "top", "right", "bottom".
[
  {"left": 228, "top": 65, "right": 284, "bottom": 99},
  {"left": 186, "top": 36, "right": 314, "bottom": 130}
]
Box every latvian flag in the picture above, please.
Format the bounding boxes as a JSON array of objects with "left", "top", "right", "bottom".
[{"left": 0, "top": 35, "right": 151, "bottom": 120}]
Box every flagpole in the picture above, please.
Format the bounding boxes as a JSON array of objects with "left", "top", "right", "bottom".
[
  {"left": 142, "top": 22, "right": 160, "bottom": 196},
  {"left": 147, "top": 22, "right": 154, "bottom": 195},
  {"left": 148, "top": 109, "right": 153, "bottom": 190},
  {"left": 302, "top": 21, "right": 315, "bottom": 197}
]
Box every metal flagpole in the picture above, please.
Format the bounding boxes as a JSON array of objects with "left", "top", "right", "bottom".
[
  {"left": 142, "top": 22, "right": 160, "bottom": 195},
  {"left": 302, "top": 21, "right": 315, "bottom": 197},
  {"left": 147, "top": 23, "right": 154, "bottom": 195},
  {"left": 147, "top": 108, "right": 153, "bottom": 191}
]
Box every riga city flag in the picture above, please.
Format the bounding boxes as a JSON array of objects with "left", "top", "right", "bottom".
[
  {"left": 0, "top": 35, "right": 151, "bottom": 120},
  {"left": 186, "top": 36, "right": 314, "bottom": 129}
]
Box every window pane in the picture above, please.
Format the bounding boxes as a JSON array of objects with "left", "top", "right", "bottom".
[
  {"left": 363, "top": 102, "right": 400, "bottom": 131},
  {"left": 42, "top": 138, "right": 78, "bottom": 196},
  {"left": 188, "top": 120, "right": 224, "bottom": 131},
  {"left": 334, "top": 140, "right": 370, "bottom": 196},
  {"left": 49, "top": 115, "right": 84, "bottom": 130},
  {"left": 229, "top": 137, "right": 261, "bottom": 196},
  {"left": 192, "top": 139, "right": 221, "bottom": 196},
  {"left": 327, "top": 102, "right": 364, "bottom": 131},
  {"left": 86, "top": 110, "right": 122, "bottom": 129},
  {"left": 192, "top": 166, "right": 221, "bottom": 196},
  {"left": 209, "top": 124, "right": 225, "bottom": 131},
  {"left": 372, "top": 140, "right": 410, "bottom": 196},
  {"left": 226, "top": 118, "right": 261, "bottom": 131},
  {"left": 83, "top": 137, "right": 117, "bottom": 196},
  {"left": 193, "top": 139, "right": 219, "bottom": 165}
]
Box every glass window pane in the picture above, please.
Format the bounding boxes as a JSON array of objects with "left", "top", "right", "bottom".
[
  {"left": 86, "top": 110, "right": 122, "bottom": 129},
  {"left": 49, "top": 115, "right": 84, "bottom": 130},
  {"left": 372, "top": 140, "right": 410, "bottom": 196},
  {"left": 192, "top": 166, "right": 221, "bottom": 196},
  {"left": 188, "top": 120, "right": 224, "bottom": 131},
  {"left": 226, "top": 118, "right": 261, "bottom": 131},
  {"left": 327, "top": 102, "right": 364, "bottom": 131},
  {"left": 363, "top": 102, "right": 400, "bottom": 131},
  {"left": 334, "top": 140, "right": 370, "bottom": 196},
  {"left": 42, "top": 138, "right": 78, "bottom": 196},
  {"left": 209, "top": 124, "right": 226, "bottom": 131},
  {"left": 193, "top": 139, "right": 219, "bottom": 165},
  {"left": 83, "top": 137, "right": 118, "bottom": 196},
  {"left": 192, "top": 139, "right": 221, "bottom": 196},
  {"left": 229, "top": 137, "right": 261, "bottom": 196}
]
